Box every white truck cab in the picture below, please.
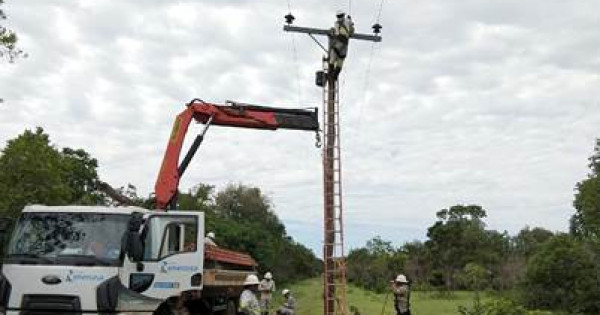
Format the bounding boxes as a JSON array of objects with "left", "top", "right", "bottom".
[{"left": 0, "top": 205, "right": 247, "bottom": 315}]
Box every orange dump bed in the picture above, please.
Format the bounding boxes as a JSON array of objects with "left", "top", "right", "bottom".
[{"left": 204, "top": 245, "right": 257, "bottom": 267}]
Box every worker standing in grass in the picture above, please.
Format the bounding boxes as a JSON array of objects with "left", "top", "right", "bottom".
[
  {"left": 259, "top": 272, "right": 276, "bottom": 315},
  {"left": 391, "top": 274, "right": 411, "bottom": 315},
  {"left": 240, "top": 274, "right": 261, "bottom": 315},
  {"left": 277, "top": 289, "right": 295, "bottom": 315}
]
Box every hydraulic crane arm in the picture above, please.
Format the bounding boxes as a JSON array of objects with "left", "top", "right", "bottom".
[{"left": 155, "top": 99, "right": 319, "bottom": 210}]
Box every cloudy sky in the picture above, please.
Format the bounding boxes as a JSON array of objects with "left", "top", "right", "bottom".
[{"left": 1, "top": 0, "right": 599, "bottom": 255}]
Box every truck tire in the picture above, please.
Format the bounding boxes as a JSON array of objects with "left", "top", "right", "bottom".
[
  {"left": 154, "top": 302, "right": 175, "bottom": 315},
  {"left": 225, "top": 299, "right": 237, "bottom": 315}
]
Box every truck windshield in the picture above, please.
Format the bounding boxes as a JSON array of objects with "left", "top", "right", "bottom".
[{"left": 5, "top": 212, "right": 130, "bottom": 266}]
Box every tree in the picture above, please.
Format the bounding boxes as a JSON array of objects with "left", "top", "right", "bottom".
[
  {"left": 347, "top": 236, "right": 408, "bottom": 292},
  {"left": 571, "top": 139, "right": 600, "bottom": 240},
  {"left": 522, "top": 234, "right": 600, "bottom": 313},
  {"left": 513, "top": 226, "right": 553, "bottom": 258},
  {"left": 0, "top": 0, "right": 25, "bottom": 62},
  {"left": 180, "top": 182, "right": 320, "bottom": 284},
  {"left": 0, "top": 128, "right": 103, "bottom": 217},
  {"left": 176, "top": 183, "right": 215, "bottom": 213},
  {"left": 426, "top": 205, "right": 489, "bottom": 290},
  {"left": 0, "top": 128, "right": 71, "bottom": 216},
  {"left": 366, "top": 236, "right": 394, "bottom": 256},
  {"left": 457, "top": 263, "right": 488, "bottom": 315},
  {"left": 402, "top": 241, "right": 431, "bottom": 287},
  {"left": 214, "top": 183, "right": 285, "bottom": 236},
  {"left": 61, "top": 147, "right": 104, "bottom": 205}
]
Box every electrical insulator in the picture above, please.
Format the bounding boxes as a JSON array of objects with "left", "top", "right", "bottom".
[
  {"left": 372, "top": 23, "right": 382, "bottom": 34},
  {"left": 285, "top": 13, "right": 295, "bottom": 25}
]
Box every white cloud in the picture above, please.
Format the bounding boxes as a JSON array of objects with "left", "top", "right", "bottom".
[{"left": 1, "top": 0, "right": 599, "bottom": 254}]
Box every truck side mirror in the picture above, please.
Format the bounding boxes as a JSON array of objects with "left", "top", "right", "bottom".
[
  {"left": 0, "top": 217, "right": 12, "bottom": 233},
  {"left": 0, "top": 217, "right": 13, "bottom": 258},
  {"left": 121, "top": 212, "right": 144, "bottom": 262}
]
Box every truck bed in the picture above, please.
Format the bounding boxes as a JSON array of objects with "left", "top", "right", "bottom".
[
  {"left": 204, "top": 245, "right": 257, "bottom": 268},
  {"left": 203, "top": 245, "right": 257, "bottom": 288}
]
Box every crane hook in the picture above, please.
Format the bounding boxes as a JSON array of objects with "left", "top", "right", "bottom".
[{"left": 315, "top": 129, "right": 322, "bottom": 148}]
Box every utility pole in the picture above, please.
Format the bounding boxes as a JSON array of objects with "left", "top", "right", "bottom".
[{"left": 284, "top": 12, "right": 382, "bottom": 315}]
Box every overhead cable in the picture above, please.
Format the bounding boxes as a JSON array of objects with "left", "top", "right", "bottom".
[{"left": 285, "top": 0, "right": 303, "bottom": 105}]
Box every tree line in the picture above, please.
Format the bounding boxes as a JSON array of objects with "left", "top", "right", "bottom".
[
  {"left": 347, "top": 139, "right": 600, "bottom": 314},
  {"left": 0, "top": 127, "right": 321, "bottom": 284}
]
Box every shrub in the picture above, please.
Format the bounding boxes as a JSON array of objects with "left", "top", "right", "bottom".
[{"left": 521, "top": 234, "right": 600, "bottom": 314}]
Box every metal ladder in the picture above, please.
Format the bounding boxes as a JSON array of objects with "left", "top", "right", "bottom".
[{"left": 322, "top": 79, "right": 349, "bottom": 315}]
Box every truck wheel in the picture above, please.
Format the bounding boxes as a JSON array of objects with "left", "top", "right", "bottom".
[
  {"left": 154, "top": 302, "right": 175, "bottom": 315},
  {"left": 225, "top": 300, "right": 237, "bottom": 315}
]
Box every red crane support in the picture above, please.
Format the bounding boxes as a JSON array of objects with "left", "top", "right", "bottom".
[{"left": 154, "top": 99, "right": 319, "bottom": 210}]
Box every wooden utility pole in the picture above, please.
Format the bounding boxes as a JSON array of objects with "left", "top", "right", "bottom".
[{"left": 284, "top": 16, "right": 381, "bottom": 315}]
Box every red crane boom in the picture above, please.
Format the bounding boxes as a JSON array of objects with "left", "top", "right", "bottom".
[{"left": 155, "top": 99, "right": 319, "bottom": 210}]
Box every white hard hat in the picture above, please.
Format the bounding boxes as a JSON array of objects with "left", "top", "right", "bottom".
[
  {"left": 282, "top": 289, "right": 290, "bottom": 296},
  {"left": 336, "top": 9, "right": 345, "bottom": 17},
  {"left": 244, "top": 274, "right": 260, "bottom": 286},
  {"left": 395, "top": 274, "right": 408, "bottom": 283},
  {"left": 207, "top": 232, "right": 215, "bottom": 239},
  {"left": 264, "top": 272, "right": 273, "bottom": 280}
]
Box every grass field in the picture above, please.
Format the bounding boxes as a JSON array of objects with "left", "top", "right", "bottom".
[{"left": 272, "top": 278, "right": 485, "bottom": 315}]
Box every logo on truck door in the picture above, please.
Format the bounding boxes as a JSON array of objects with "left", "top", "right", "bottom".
[
  {"left": 65, "top": 270, "right": 106, "bottom": 282},
  {"left": 160, "top": 261, "right": 199, "bottom": 273}
]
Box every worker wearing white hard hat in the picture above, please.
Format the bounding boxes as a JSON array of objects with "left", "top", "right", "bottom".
[
  {"left": 391, "top": 274, "right": 411, "bottom": 315},
  {"left": 329, "top": 9, "right": 355, "bottom": 79},
  {"left": 205, "top": 231, "right": 217, "bottom": 247},
  {"left": 240, "top": 274, "right": 261, "bottom": 315},
  {"left": 277, "top": 289, "right": 295, "bottom": 315},
  {"left": 259, "top": 272, "right": 276, "bottom": 315},
  {"left": 395, "top": 274, "right": 408, "bottom": 283}
]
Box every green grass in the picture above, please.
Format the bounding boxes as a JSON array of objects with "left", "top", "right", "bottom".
[{"left": 272, "top": 278, "right": 485, "bottom": 315}]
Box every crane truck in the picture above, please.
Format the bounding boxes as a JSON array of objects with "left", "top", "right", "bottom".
[{"left": 0, "top": 99, "right": 319, "bottom": 315}]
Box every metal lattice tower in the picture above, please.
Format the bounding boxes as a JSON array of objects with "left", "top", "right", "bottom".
[{"left": 322, "top": 75, "right": 349, "bottom": 315}]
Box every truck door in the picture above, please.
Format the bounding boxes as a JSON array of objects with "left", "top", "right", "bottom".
[{"left": 121, "top": 211, "right": 204, "bottom": 300}]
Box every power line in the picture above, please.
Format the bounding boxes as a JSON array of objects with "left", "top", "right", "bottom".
[
  {"left": 348, "top": 0, "right": 352, "bottom": 16},
  {"left": 356, "top": 0, "right": 387, "bottom": 133},
  {"left": 356, "top": 41, "right": 377, "bottom": 133},
  {"left": 375, "top": 0, "right": 387, "bottom": 23},
  {"left": 285, "top": 0, "right": 302, "bottom": 105},
  {"left": 290, "top": 34, "right": 302, "bottom": 105}
]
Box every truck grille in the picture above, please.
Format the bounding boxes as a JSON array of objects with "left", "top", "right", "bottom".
[{"left": 20, "top": 294, "right": 81, "bottom": 315}]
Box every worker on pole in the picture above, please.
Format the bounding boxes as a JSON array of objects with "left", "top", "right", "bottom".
[
  {"left": 259, "top": 272, "right": 276, "bottom": 315},
  {"left": 391, "top": 274, "right": 411, "bottom": 315},
  {"left": 240, "top": 274, "right": 262, "bottom": 315},
  {"left": 328, "top": 10, "right": 355, "bottom": 79}
]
